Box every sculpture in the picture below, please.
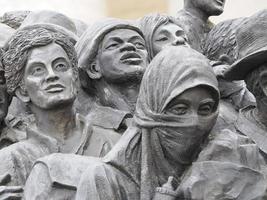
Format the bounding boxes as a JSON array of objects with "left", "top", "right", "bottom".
[
  {"left": 75, "top": 18, "right": 148, "bottom": 115},
  {"left": 175, "top": 10, "right": 267, "bottom": 200},
  {"left": 176, "top": 0, "right": 226, "bottom": 52},
  {"left": 139, "top": 13, "right": 189, "bottom": 60},
  {"left": 32, "top": 46, "right": 218, "bottom": 200},
  {"left": 0, "top": 24, "right": 117, "bottom": 199}
]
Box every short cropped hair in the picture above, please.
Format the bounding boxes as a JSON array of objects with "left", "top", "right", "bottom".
[{"left": 3, "top": 24, "right": 78, "bottom": 95}]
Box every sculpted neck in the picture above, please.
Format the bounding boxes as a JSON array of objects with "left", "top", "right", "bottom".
[
  {"left": 30, "top": 102, "right": 76, "bottom": 141},
  {"left": 184, "top": 3, "right": 209, "bottom": 22},
  {"left": 95, "top": 79, "right": 140, "bottom": 114}
]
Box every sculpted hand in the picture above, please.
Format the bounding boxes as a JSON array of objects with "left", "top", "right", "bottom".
[
  {"left": 0, "top": 173, "right": 23, "bottom": 200},
  {"left": 213, "top": 64, "right": 229, "bottom": 78},
  {"left": 153, "top": 176, "right": 179, "bottom": 200}
]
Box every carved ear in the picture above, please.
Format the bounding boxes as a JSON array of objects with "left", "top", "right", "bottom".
[
  {"left": 86, "top": 62, "right": 102, "bottom": 80},
  {"left": 15, "top": 87, "right": 30, "bottom": 103}
]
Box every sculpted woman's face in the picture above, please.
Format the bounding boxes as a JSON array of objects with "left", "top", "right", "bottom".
[
  {"left": 22, "top": 42, "right": 77, "bottom": 109},
  {"left": 152, "top": 22, "right": 189, "bottom": 56},
  {"left": 164, "top": 86, "right": 217, "bottom": 131}
]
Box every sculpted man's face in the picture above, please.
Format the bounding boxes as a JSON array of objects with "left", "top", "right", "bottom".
[
  {"left": 0, "top": 72, "right": 9, "bottom": 121},
  {"left": 191, "top": 0, "right": 226, "bottom": 16},
  {"left": 97, "top": 28, "right": 148, "bottom": 83},
  {"left": 22, "top": 43, "right": 77, "bottom": 109},
  {"left": 152, "top": 22, "right": 189, "bottom": 56}
]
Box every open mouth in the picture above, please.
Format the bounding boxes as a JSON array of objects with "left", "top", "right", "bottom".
[
  {"left": 45, "top": 84, "right": 65, "bottom": 93},
  {"left": 120, "top": 52, "right": 142, "bottom": 65}
]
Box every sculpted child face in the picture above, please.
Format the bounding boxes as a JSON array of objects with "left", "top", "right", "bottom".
[
  {"left": 152, "top": 22, "right": 189, "bottom": 56},
  {"left": 22, "top": 43, "right": 77, "bottom": 109},
  {"left": 191, "top": 0, "right": 226, "bottom": 16},
  {"left": 0, "top": 72, "right": 9, "bottom": 122},
  {"left": 96, "top": 28, "right": 148, "bottom": 83}
]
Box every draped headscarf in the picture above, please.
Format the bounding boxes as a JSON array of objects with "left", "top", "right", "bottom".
[
  {"left": 139, "top": 13, "right": 184, "bottom": 60},
  {"left": 104, "top": 46, "right": 219, "bottom": 200}
]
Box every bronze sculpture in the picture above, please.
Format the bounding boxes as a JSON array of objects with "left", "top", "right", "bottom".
[
  {"left": 176, "top": 0, "right": 226, "bottom": 52},
  {"left": 73, "top": 46, "right": 219, "bottom": 200},
  {"left": 0, "top": 24, "right": 116, "bottom": 199},
  {"left": 0, "top": 4, "right": 264, "bottom": 200},
  {"left": 139, "top": 13, "right": 189, "bottom": 60}
]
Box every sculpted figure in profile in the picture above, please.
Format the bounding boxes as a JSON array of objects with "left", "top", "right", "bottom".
[
  {"left": 175, "top": 11, "right": 267, "bottom": 200},
  {"left": 139, "top": 13, "right": 189, "bottom": 60},
  {"left": 0, "top": 24, "right": 112, "bottom": 199},
  {"left": 176, "top": 0, "right": 226, "bottom": 52},
  {"left": 74, "top": 19, "right": 148, "bottom": 139},
  {"left": 68, "top": 46, "right": 219, "bottom": 200}
]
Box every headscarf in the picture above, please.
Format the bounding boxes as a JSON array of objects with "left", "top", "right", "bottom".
[
  {"left": 104, "top": 46, "right": 219, "bottom": 200},
  {"left": 75, "top": 18, "right": 145, "bottom": 88},
  {"left": 139, "top": 13, "right": 183, "bottom": 60}
]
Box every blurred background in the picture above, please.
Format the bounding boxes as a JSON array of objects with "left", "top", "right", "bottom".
[{"left": 0, "top": 0, "right": 266, "bottom": 24}]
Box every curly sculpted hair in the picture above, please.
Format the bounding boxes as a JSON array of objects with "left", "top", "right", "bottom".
[{"left": 3, "top": 24, "right": 78, "bottom": 95}]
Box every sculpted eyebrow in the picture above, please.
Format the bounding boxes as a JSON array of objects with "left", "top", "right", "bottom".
[{"left": 52, "top": 57, "right": 68, "bottom": 66}]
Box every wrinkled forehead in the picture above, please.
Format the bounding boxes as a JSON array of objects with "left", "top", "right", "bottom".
[{"left": 102, "top": 28, "right": 144, "bottom": 45}]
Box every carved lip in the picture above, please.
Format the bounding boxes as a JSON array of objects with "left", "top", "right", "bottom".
[
  {"left": 120, "top": 52, "right": 142, "bottom": 64},
  {"left": 45, "top": 84, "right": 65, "bottom": 93}
]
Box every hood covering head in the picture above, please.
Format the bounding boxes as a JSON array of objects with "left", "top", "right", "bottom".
[
  {"left": 135, "top": 46, "right": 219, "bottom": 128},
  {"left": 105, "top": 46, "right": 219, "bottom": 200},
  {"left": 139, "top": 13, "right": 184, "bottom": 60}
]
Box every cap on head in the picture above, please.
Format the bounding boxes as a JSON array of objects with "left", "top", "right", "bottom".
[{"left": 224, "top": 10, "right": 267, "bottom": 81}]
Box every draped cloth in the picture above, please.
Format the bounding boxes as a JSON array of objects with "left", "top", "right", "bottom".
[{"left": 77, "top": 46, "right": 219, "bottom": 200}]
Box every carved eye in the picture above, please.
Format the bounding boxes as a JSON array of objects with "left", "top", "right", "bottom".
[
  {"left": 55, "top": 63, "right": 69, "bottom": 72},
  {"left": 31, "top": 66, "right": 45, "bottom": 76},
  {"left": 198, "top": 103, "right": 214, "bottom": 116},
  {"left": 166, "top": 103, "right": 189, "bottom": 115},
  {"left": 135, "top": 42, "right": 145, "bottom": 49},
  {"left": 156, "top": 37, "right": 168, "bottom": 42},
  {"left": 106, "top": 43, "right": 119, "bottom": 50}
]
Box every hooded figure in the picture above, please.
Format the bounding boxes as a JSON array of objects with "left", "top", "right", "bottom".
[
  {"left": 75, "top": 46, "right": 219, "bottom": 200},
  {"left": 139, "top": 13, "right": 188, "bottom": 60}
]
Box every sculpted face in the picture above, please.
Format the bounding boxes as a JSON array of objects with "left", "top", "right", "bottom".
[
  {"left": 192, "top": 0, "right": 226, "bottom": 16},
  {"left": 97, "top": 28, "right": 148, "bottom": 83},
  {"left": 0, "top": 72, "right": 9, "bottom": 122},
  {"left": 152, "top": 22, "right": 189, "bottom": 56},
  {"left": 23, "top": 43, "right": 77, "bottom": 109},
  {"left": 164, "top": 86, "right": 217, "bottom": 131}
]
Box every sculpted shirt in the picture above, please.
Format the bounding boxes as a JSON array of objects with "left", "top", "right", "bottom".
[
  {"left": 0, "top": 112, "right": 124, "bottom": 188},
  {"left": 178, "top": 105, "right": 267, "bottom": 200},
  {"left": 23, "top": 107, "right": 131, "bottom": 199}
]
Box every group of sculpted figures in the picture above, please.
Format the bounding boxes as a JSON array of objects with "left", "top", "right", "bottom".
[{"left": 0, "top": 0, "right": 266, "bottom": 199}]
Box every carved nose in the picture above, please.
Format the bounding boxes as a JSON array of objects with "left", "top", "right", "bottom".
[
  {"left": 172, "top": 37, "right": 186, "bottom": 46},
  {"left": 46, "top": 68, "right": 59, "bottom": 82},
  {"left": 120, "top": 43, "right": 136, "bottom": 52}
]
